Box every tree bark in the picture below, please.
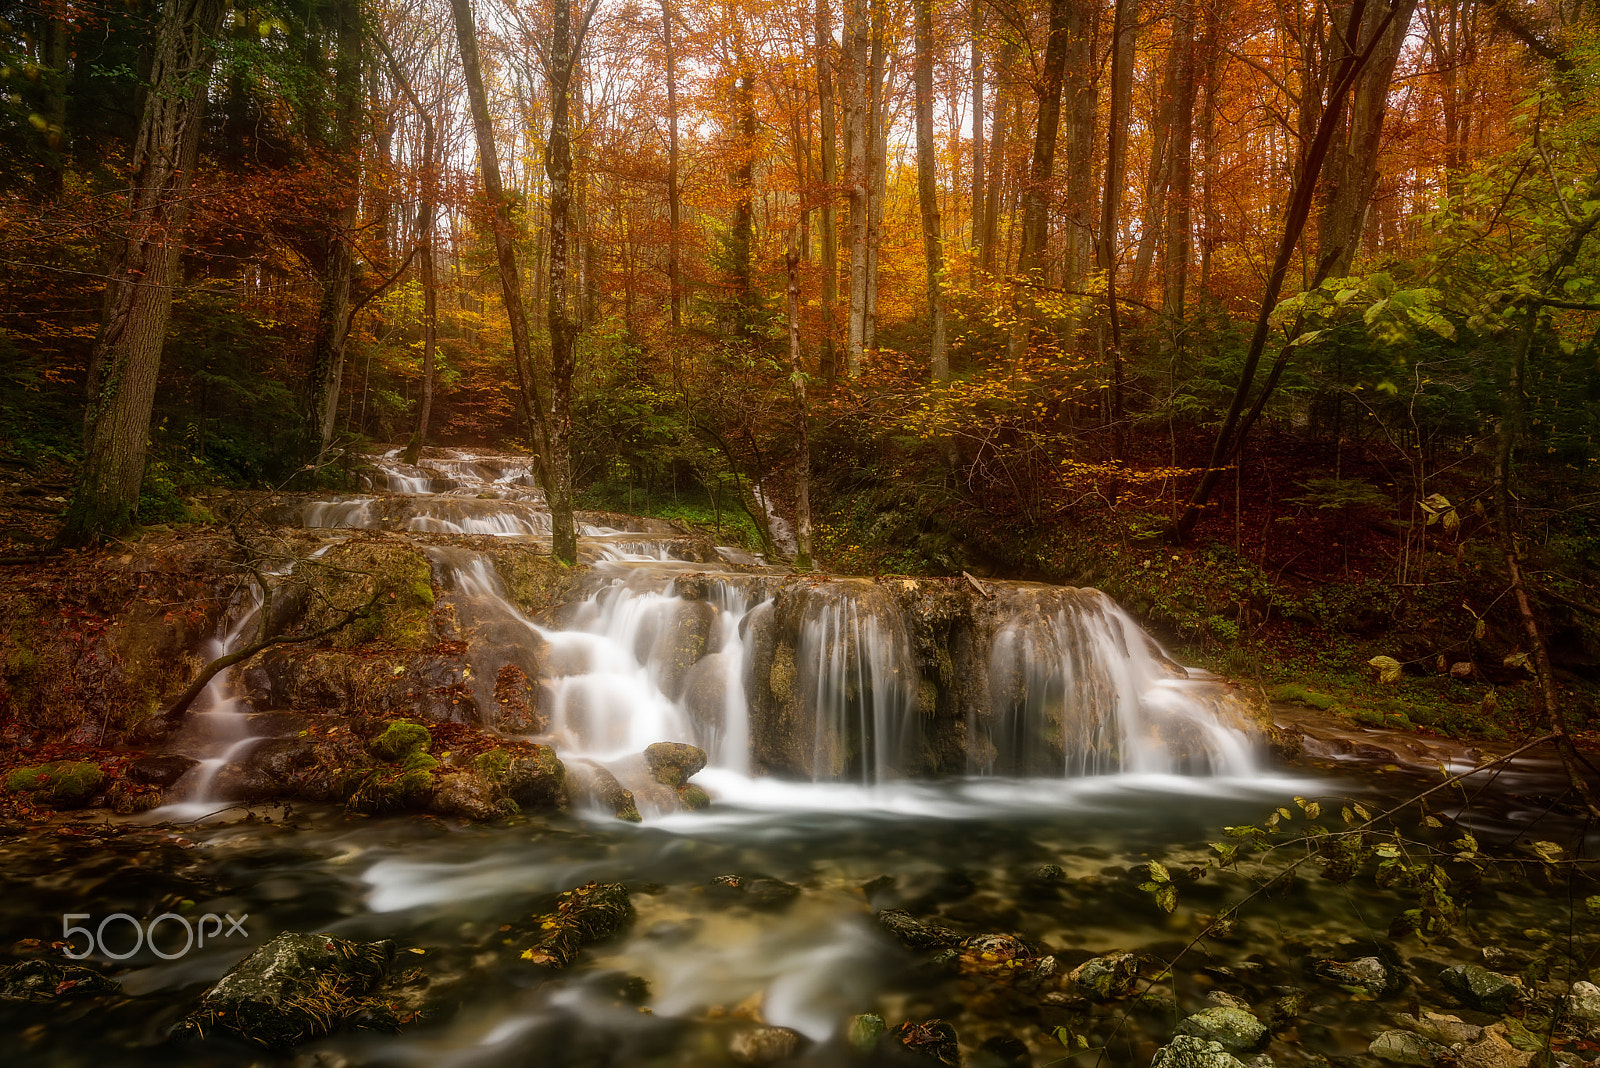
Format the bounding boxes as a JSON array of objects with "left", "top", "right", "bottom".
[
  {"left": 1062, "top": 0, "right": 1097, "bottom": 290},
  {"left": 1098, "top": 0, "right": 1136, "bottom": 468},
  {"left": 732, "top": 57, "right": 757, "bottom": 337},
  {"left": 786, "top": 249, "right": 813, "bottom": 569},
  {"left": 59, "top": 0, "right": 227, "bottom": 547},
  {"left": 969, "top": 0, "right": 985, "bottom": 257},
  {"left": 845, "top": 0, "right": 870, "bottom": 375},
  {"left": 1162, "top": 0, "right": 1197, "bottom": 323},
  {"left": 1017, "top": 0, "right": 1072, "bottom": 276},
  {"left": 980, "top": 40, "right": 1017, "bottom": 272},
  {"left": 864, "top": 7, "right": 886, "bottom": 354},
  {"left": 816, "top": 0, "right": 840, "bottom": 385},
  {"left": 447, "top": 0, "right": 570, "bottom": 561},
  {"left": 305, "top": 0, "right": 364, "bottom": 463},
  {"left": 663, "top": 0, "right": 683, "bottom": 329},
  {"left": 915, "top": 0, "right": 948, "bottom": 381}
]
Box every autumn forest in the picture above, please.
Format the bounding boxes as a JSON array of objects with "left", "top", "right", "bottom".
[{"left": 1, "top": 0, "right": 1598, "bottom": 725}]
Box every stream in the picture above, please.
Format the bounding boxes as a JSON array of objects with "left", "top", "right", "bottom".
[{"left": 3, "top": 449, "right": 1594, "bottom": 1068}]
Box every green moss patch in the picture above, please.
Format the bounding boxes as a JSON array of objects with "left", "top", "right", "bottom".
[
  {"left": 5, "top": 761, "right": 105, "bottom": 807},
  {"left": 1269, "top": 684, "right": 1339, "bottom": 711},
  {"left": 369, "top": 720, "right": 431, "bottom": 762}
]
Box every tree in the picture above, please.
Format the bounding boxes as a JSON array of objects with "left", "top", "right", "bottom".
[
  {"left": 914, "top": 0, "right": 948, "bottom": 381},
  {"left": 57, "top": 0, "right": 228, "bottom": 547}
]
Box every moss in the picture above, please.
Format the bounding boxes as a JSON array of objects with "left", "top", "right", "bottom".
[
  {"left": 494, "top": 549, "right": 577, "bottom": 618},
  {"left": 347, "top": 766, "right": 437, "bottom": 815},
  {"left": 1269, "top": 684, "right": 1339, "bottom": 711},
  {"left": 474, "top": 748, "right": 511, "bottom": 780},
  {"left": 300, "top": 540, "right": 436, "bottom": 651},
  {"left": 677, "top": 784, "right": 710, "bottom": 810},
  {"left": 5, "top": 761, "right": 105, "bottom": 807},
  {"left": 370, "top": 720, "right": 430, "bottom": 761},
  {"left": 1349, "top": 707, "right": 1415, "bottom": 731},
  {"left": 401, "top": 750, "right": 439, "bottom": 773},
  {"left": 520, "top": 883, "right": 634, "bottom": 968}
]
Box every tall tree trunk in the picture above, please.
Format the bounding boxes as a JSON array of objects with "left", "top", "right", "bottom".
[
  {"left": 1098, "top": 0, "right": 1136, "bottom": 468},
  {"left": 732, "top": 59, "right": 757, "bottom": 337},
  {"left": 864, "top": 10, "right": 886, "bottom": 353},
  {"left": 663, "top": 0, "right": 683, "bottom": 328},
  {"left": 1172, "top": 0, "right": 1399, "bottom": 544},
  {"left": 786, "top": 248, "right": 813, "bottom": 569},
  {"left": 1017, "top": 0, "right": 1072, "bottom": 276},
  {"left": 377, "top": 35, "right": 438, "bottom": 468},
  {"left": 1316, "top": 0, "right": 1417, "bottom": 278},
  {"left": 1162, "top": 0, "right": 1197, "bottom": 323},
  {"left": 980, "top": 40, "right": 1017, "bottom": 271},
  {"left": 816, "top": 0, "right": 840, "bottom": 384},
  {"left": 59, "top": 0, "right": 227, "bottom": 547},
  {"left": 1131, "top": 9, "right": 1181, "bottom": 299},
  {"left": 545, "top": 0, "right": 594, "bottom": 565},
  {"left": 1061, "top": 0, "right": 1097, "bottom": 290},
  {"left": 845, "top": 0, "right": 870, "bottom": 374},
  {"left": 447, "top": 0, "right": 569, "bottom": 561},
  {"left": 915, "top": 0, "right": 948, "bottom": 380},
  {"left": 1198, "top": 0, "right": 1220, "bottom": 297},
  {"left": 306, "top": 0, "right": 364, "bottom": 463},
  {"left": 969, "top": 0, "right": 985, "bottom": 256}
]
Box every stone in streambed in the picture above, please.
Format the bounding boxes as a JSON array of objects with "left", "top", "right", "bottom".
[
  {"left": 126, "top": 753, "right": 196, "bottom": 786},
  {"left": 1566, "top": 980, "right": 1600, "bottom": 1025},
  {"left": 1312, "top": 955, "right": 1399, "bottom": 997},
  {"left": 1438, "top": 964, "right": 1524, "bottom": 1013},
  {"left": 877, "top": 908, "right": 963, "bottom": 951},
  {"left": 1175, "top": 1007, "right": 1268, "bottom": 1054},
  {"left": 1455, "top": 1025, "right": 1534, "bottom": 1068},
  {"left": 1069, "top": 952, "right": 1139, "bottom": 1001},
  {"left": 106, "top": 778, "right": 162, "bottom": 814},
  {"left": 896, "top": 1018, "right": 961, "bottom": 1065},
  {"left": 1369, "top": 1031, "right": 1449, "bottom": 1066},
  {"left": 175, "top": 932, "right": 394, "bottom": 1050},
  {"left": 0, "top": 960, "right": 118, "bottom": 1001},
  {"left": 519, "top": 882, "right": 633, "bottom": 968},
  {"left": 709, "top": 874, "right": 801, "bottom": 910},
  {"left": 1150, "top": 1036, "right": 1249, "bottom": 1068},
  {"left": 849, "top": 1014, "right": 887, "bottom": 1052},
  {"left": 678, "top": 783, "right": 710, "bottom": 809},
  {"left": 643, "top": 741, "right": 706, "bottom": 788},
  {"left": 564, "top": 761, "right": 640, "bottom": 822},
  {"left": 1394, "top": 1011, "right": 1482, "bottom": 1046},
  {"left": 728, "top": 1025, "right": 805, "bottom": 1066},
  {"left": 430, "top": 771, "right": 514, "bottom": 821}
]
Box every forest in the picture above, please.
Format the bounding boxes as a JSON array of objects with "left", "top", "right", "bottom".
[{"left": 3, "top": 2, "right": 1600, "bottom": 1064}]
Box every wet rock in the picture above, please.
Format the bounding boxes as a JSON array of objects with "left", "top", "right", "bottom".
[
  {"left": 1069, "top": 952, "right": 1139, "bottom": 1001},
  {"left": 729, "top": 1024, "right": 804, "bottom": 1066},
  {"left": 710, "top": 874, "right": 801, "bottom": 910},
  {"left": 1150, "top": 1036, "right": 1249, "bottom": 1068},
  {"left": 500, "top": 746, "right": 567, "bottom": 809},
  {"left": 1370, "top": 1031, "right": 1448, "bottom": 1066},
  {"left": 957, "top": 934, "right": 1055, "bottom": 986},
  {"left": 175, "top": 932, "right": 394, "bottom": 1050},
  {"left": 430, "top": 771, "right": 512, "bottom": 821},
  {"left": 644, "top": 741, "right": 707, "bottom": 788},
  {"left": 127, "top": 753, "right": 196, "bottom": 786},
  {"left": 520, "top": 882, "right": 634, "bottom": 968},
  {"left": 1566, "top": 980, "right": 1600, "bottom": 1024},
  {"left": 877, "top": 908, "right": 963, "bottom": 951},
  {"left": 492, "top": 663, "right": 547, "bottom": 732},
  {"left": 565, "top": 762, "right": 641, "bottom": 822},
  {"left": 678, "top": 783, "right": 710, "bottom": 809},
  {"left": 1176, "top": 1008, "right": 1269, "bottom": 1054},
  {"left": 682, "top": 652, "right": 734, "bottom": 734},
  {"left": 1313, "top": 956, "right": 1399, "bottom": 997},
  {"left": 1206, "top": 991, "right": 1251, "bottom": 1011},
  {"left": 849, "top": 1013, "right": 887, "bottom": 1052},
  {"left": 1265, "top": 991, "right": 1304, "bottom": 1030},
  {"left": 897, "top": 1018, "right": 961, "bottom": 1065},
  {"left": 345, "top": 751, "right": 439, "bottom": 815},
  {"left": 649, "top": 600, "right": 714, "bottom": 699},
  {"left": 0, "top": 960, "right": 118, "bottom": 1001},
  {"left": 106, "top": 778, "right": 163, "bottom": 814},
  {"left": 1395, "top": 1012, "right": 1482, "bottom": 1046},
  {"left": 4, "top": 760, "right": 105, "bottom": 807},
  {"left": 1438, "top": 964, "right": 1524, "bottom": 1013},
  {"left": 1456, "top": 1026, "right": 1535, "bottom": 1068},
  {"left": 369, "top": 720, "right": 431, "bottom": 761},
  {"left": 1022, "top": 864, "right": 1067, "bottom": 886}
]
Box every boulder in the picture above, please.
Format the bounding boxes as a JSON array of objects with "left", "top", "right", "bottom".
[
  {"left": 1566, "top": 980, "right": 1600, "bottom": 1025},
  {"left": 643, "top": 741, "right": 707, "bottom": 788},
  {"left": 126, "top": 753, "right": 197, "bottom": 786},
  {"left": 0, "top": 960, "right": 118, "bottom": 1001},
  {"left": 501, "top": 746, "right": 567, "bottom": 809},
  {"left": 565, "top": 762, "right": 641, "bottom": 822},
  {"left": 175, "top": 932, "right": 394, "bottom": 1050},
  {"left": 1438, "top": 964, "right": 1524, "bottom": 1013},
  {"left": 1150, "top": 1036, "right": 1249, "bottom": 1068},
  {"left": 709, "top": 874, "right": 801, "bottom": 910},
  {"left": 1175, "top": 1008, "right": 1269, "bottom": 1054},
  {"left": 430, "top": 771, "right": 511, "bottom": 821},
  {"left": 1395, "top": 1012, "right": 1482, "bottom": 1046}
]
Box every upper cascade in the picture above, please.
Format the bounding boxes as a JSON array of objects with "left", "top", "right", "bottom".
[{"left": 252, "top": 448, "right": 1262, "bottom": 800}]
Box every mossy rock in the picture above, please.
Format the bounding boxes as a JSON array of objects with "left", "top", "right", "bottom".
[
  {"left": 502, "top": 746, "right": 567, "bottom": 809},
  {"left": 5, "top": 760, "right": 105, "bottom": 807},
  {"left": 296, "top": 540, "right": 436, "bottom": 651},
  {"left": 493, "top": 548, "right": 577, "bottom": 617},
  {"left": 174, "top": 932, "right": 394, "bottom": 1050},
  {"left": 346, "top": 763, "right": 437, "bottom": 815},
  {"left": 643, "top": 741, "right": 706, "bottom": 789},
  {"left": 520, "top": 882, "right": 634, "bottom": 968},
  {"left": 0, "top": 960, "right": 119, "bottom": 1001},
  {"left": 370, "top": 720, "right": 431, "bottom": 761},
  {"left": 677, "top": 783, "right": 710, "bottom": 810}
]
